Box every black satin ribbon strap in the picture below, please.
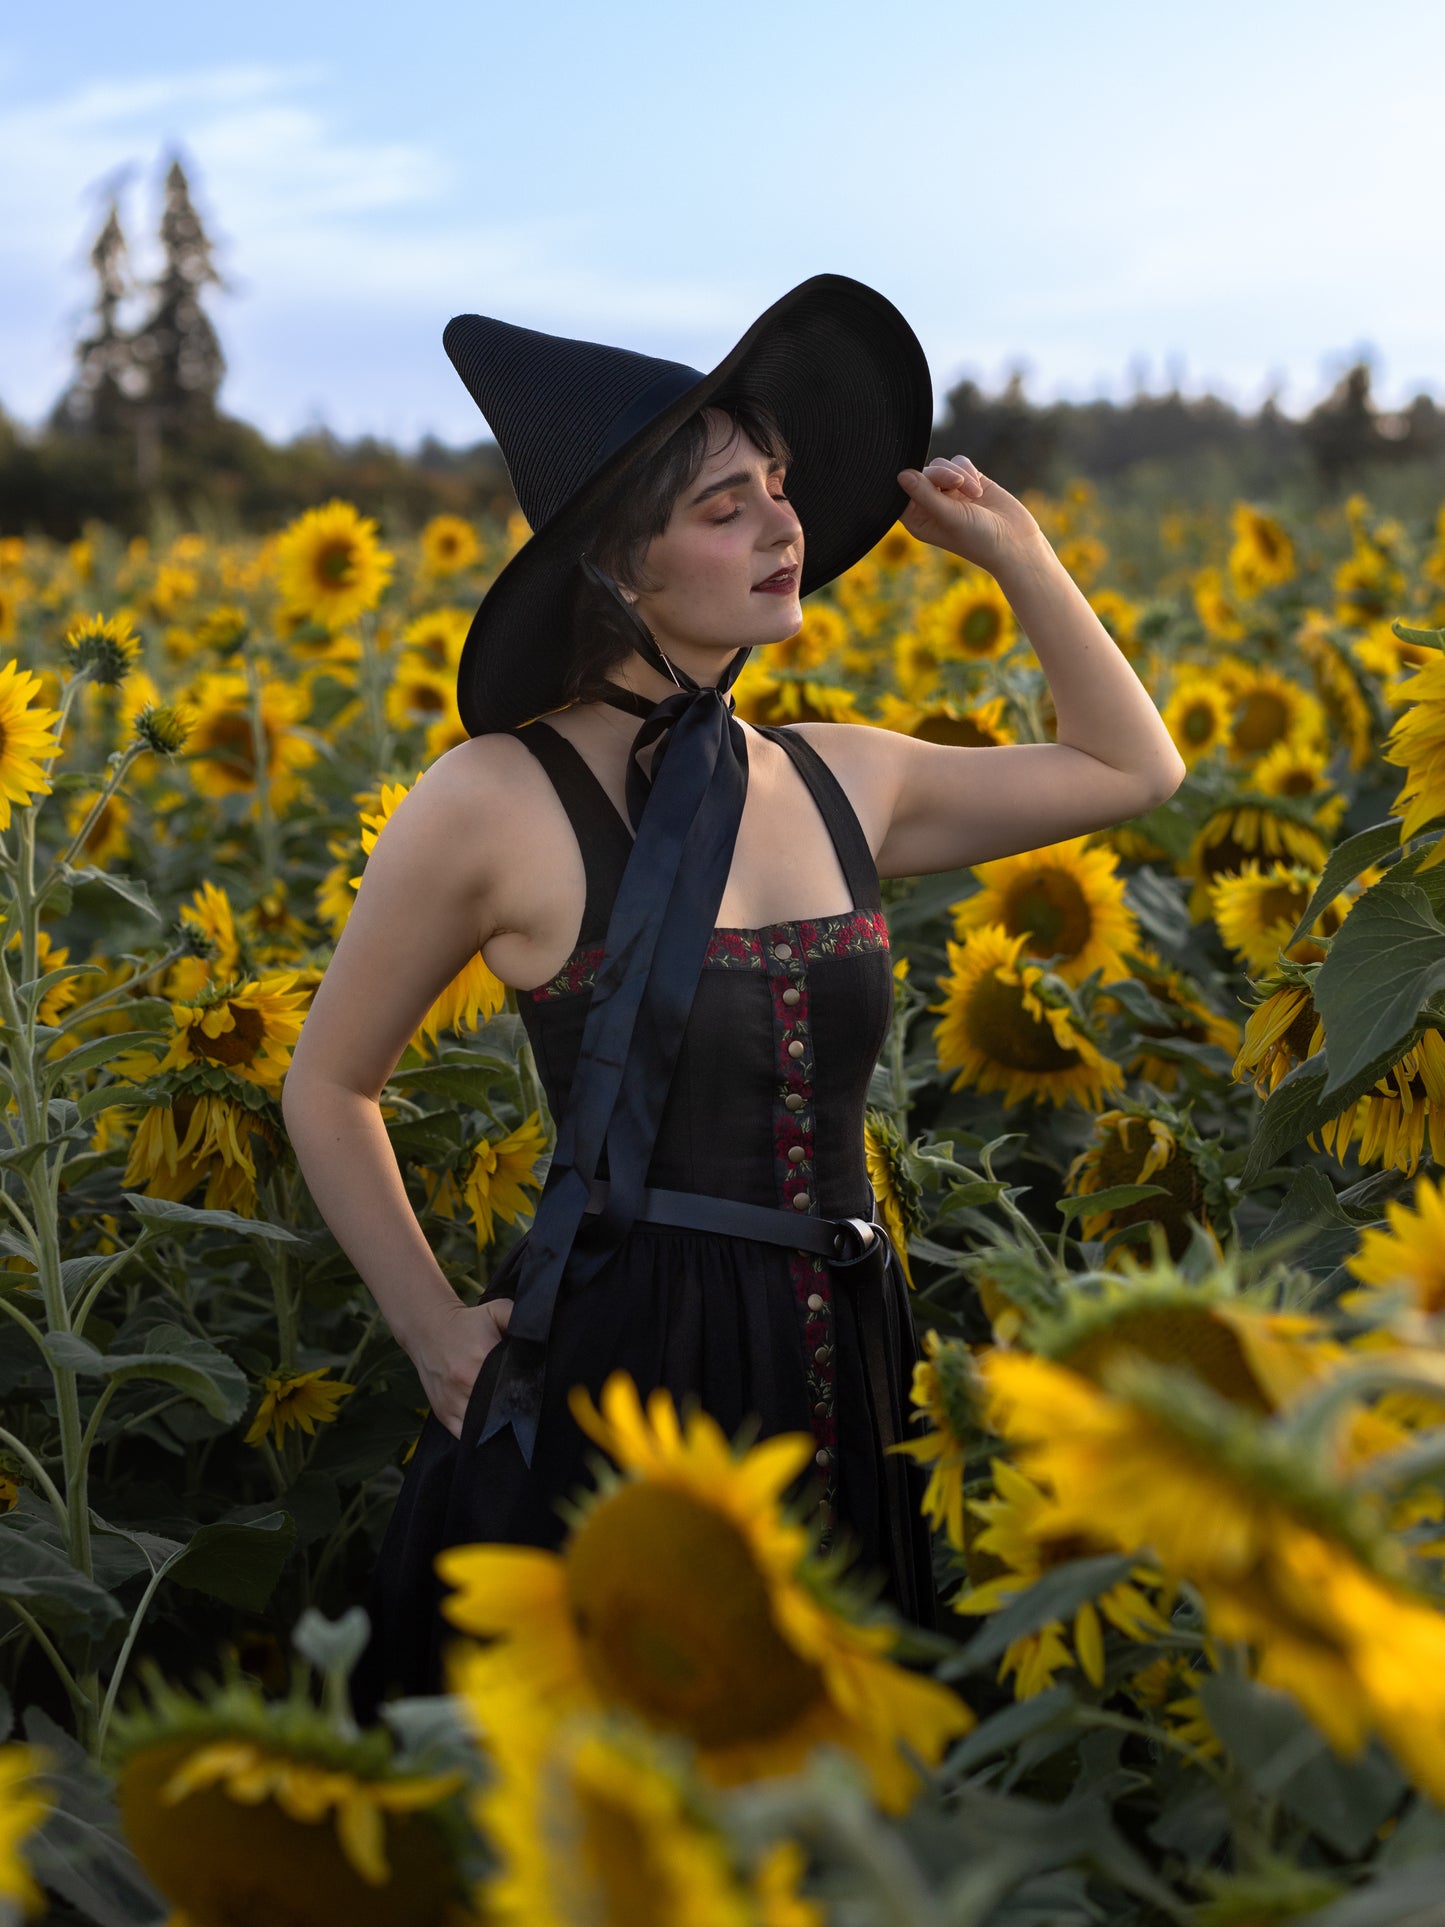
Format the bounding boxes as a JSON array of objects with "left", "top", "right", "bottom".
[{"left": 475, "top": 599, "right": 753, "bottom": 1467}]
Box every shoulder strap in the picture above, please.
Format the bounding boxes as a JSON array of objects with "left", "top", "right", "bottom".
[
  {"left": 504, "top": 721, "right": 634, "bottom": 946},
  {"left": 755, "top": 724, "right": 882, "bottom": 912}
]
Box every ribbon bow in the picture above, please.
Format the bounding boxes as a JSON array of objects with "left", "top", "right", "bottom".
[{"left": 474, "top": 562, "right": 753, "bottom": 1464}]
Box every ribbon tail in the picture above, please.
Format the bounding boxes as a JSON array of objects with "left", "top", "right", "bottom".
[{"left": 473, "top": 1335, "right": 546, "bottom": 1468}]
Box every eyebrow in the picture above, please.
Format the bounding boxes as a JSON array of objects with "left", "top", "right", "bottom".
[{"left": 685, "top": 460, "right": 786, "bottom": 509}]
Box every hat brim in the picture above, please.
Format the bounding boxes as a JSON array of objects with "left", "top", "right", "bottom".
[{"left": 455, "top": 273, "right": 933, "bottom": 736}]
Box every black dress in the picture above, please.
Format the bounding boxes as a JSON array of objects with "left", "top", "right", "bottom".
[{"left": 352, "top": 720, "right": 937, "bottom": 1716}]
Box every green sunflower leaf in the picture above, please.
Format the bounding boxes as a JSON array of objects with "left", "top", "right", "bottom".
[
  {"left": 118, "top": 1192, "right": 306, "bottom": 1242},
  {"left": 1056, "top": 1183, "right": 1171, "bottom": 1225},
  {"left": 42, "top": 1322, "right": 248, "bottom": 1423},
  {"left": 1311, "top": 879, "right": 1445, "bottom": 1097}
]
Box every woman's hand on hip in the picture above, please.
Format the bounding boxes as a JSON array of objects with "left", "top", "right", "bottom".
[
  {"left": 410, "top": 1297, "right": 513, "bottom": 1441},
  {"left": 897, "top": 454, "right": 1046, "bottom": 577}
]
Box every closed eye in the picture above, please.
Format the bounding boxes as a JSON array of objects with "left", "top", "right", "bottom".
[{"left": 714, "top": 494, "right": 790, "bottom": 526}]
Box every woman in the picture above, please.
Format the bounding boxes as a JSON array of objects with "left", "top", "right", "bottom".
[{"left": 281, "top": 276, "right": 1186, "bottom": 1713}]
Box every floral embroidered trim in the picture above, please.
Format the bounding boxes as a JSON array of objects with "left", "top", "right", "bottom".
[{"left": 522, "top": 906, "right": 889, "bottom": 1004}]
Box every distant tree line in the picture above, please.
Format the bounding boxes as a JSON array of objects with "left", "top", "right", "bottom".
[{"left": 3, "top": 154, "right": 1443, "bottom": 542}]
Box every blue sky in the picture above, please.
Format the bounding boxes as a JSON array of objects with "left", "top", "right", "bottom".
[{"left": 3, "top": 0, "right": 1440, "bottom": 448}]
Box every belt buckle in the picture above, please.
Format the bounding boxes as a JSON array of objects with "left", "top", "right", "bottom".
[{"left": 830, "top": 1214, "right": 883, "bottom": 1267}]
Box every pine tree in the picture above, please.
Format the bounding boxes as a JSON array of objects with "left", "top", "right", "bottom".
[
  {"left": 129, "top": 154, "right": 227, "bottom": 481},
  {"left": 49, "top": 196, "right": 142, "bottom": 440}
]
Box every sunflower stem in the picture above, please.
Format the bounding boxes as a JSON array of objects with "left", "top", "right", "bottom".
[{"left": 243, "top": 639, "right": 281, "bottom": 889}]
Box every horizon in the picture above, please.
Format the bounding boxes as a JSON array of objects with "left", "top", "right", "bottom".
[{"left": 4, "top": 0, "right": 1442, "bottom": 452}]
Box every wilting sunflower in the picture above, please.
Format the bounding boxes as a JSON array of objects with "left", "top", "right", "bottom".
[
  {"left": 1063, "top": 1110, "right": 1210, "bottom": 1261},
  {"left": 1227, "top": 503, "right": 1296, "bottom": 600},
  {"left": 980, "top": 1348, "right": 1445, "bottom": 1802},
  {"left": 438, "top": 1371, "right": 973, "bottom": 1813},
  {"left": 419, "top": 514, "right": 481, "bottom": 578},
  {"left": 273, "top": 499, "right": 395, "bottom": 631},
  {"left": 862, "top": 1109, "right": 921, "bottom": 1288},
  {"left": 1102, "top": 947, "right": 1241, "bottom": 1092},
  {"left": 1182, "top": 800, "right": 1331, "bottom": 921},
  {"left": 182, "top": 669, "right": 319, "bottom": 813},
  {"left": 1382, "top": 652, "right": 1445, "bottom": 866},
  {"left": 1208, "top": 861, "right": 1350, "bottom": 973},
  {"left": 890, "top": 1328, "right": 977, "bottom": 1552},
  {"left": 1296, "top": 618, "right": 1377, "bottom": 770},
  {"left": 952, "top": 1458, "right": 1169, "bottom": 1698},
  {"left": 1316, "top": 1029, "right": 1445, "bottom": 1178},
  {"left": 110, "top": 1668, "right": 468, "bottom": 1927},
  {"left": 1161, "top": 677, "right": 1232, "bottom": 767},
  {"left": 0, "top": 658, "right": 62, "bottom": 830},
  {"left": 1225, "top": 665, "right": 1326, "bottom": 764},
  {"left": 1340, "top": 1174, "right": 1445, "bottom": 1321},
  {"left": 354, "top": 776, "right": 509, "bottom": 1036},
  {"left": 951, "top": 836, "right": 1138, "bottom": 987},
  {"left": 471, "top": 1699, "right": 822, "bottom": 1927},
  {"left": 0, "top": 1743, "right": 51, "bottom": 1919},
  {"left": 916, "top": 571, "right": 1018, "bottom": 663},
  {"left": 118, "top": 1086, "right": 282, "bottom": 1218},
  {"left": 930, "top": 924, "right": 1125, "bottom": 1111},
  {"left": 461, "top": 1112, "right": 548, "bottom": 1246},
  {"left": 1231, "top": 976, "right": 1323, "bottom": 1098},
  {"left": 245, "top": 1367, "right": 355, "bottom": 1449}
]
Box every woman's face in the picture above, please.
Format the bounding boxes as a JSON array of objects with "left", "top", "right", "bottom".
[{"left": 624, "top": 409, "right": 804, "bottom": 679}]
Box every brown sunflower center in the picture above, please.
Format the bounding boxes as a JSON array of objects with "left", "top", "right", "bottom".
[
  {"left": 915, "top": 715, "right": 1001, "bottom": 748},
  {"left": 956, "top": 604, "right": 1002, "bottom": 654},
  {"left": 1278, "top": 768, "right": 1316, "bottom": 796},
  {"left": 1181, "top": 701, "right": 1219, "bottom": 746},
  {"left": 1002, "top": 868, "right": 1092, "bottom": 960},
  {"left": 1066, "top": 1304, "right": 1268, "bottom": 1412},
  {"left": 1255, "top": 883, "right": 1309, "bottom": 931},
  {"left": 1231, "top": 689, "right": 1291, "bottom": 754},
  {"left": 963, "top": 972, "right": 1081, "bottom": 1072},
  {"left": 1086, "top": 1123, "right": 1206, "bottom": 1261},
  {"left": 312, "top": 540, "right": 358, "bottom": 589},
  {"left": 192, "top": 1001, "right": 266, "bottom": 1068},
  {"left": 565, "top": 1484, "right": 824, "bottom": 1747}
]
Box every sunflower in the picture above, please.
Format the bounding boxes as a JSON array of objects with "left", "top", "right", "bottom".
[
  {"left": 980, "top": 1349, "right": 1445, "bottom": 1802},
  {"left": 181, "top": 669, "right": 319, "bottom": 813},
  {"left": 63, "top": 609, "right": 143, "bottom": 686},
  {"left": 1296, "top": 618, "right": 1377, "bottom": 769},
  {"left": 1208, "top": 861, "right": 1350, "bottom": 972},
  {"left": 769, "top": 602, "right": 848, "bottom": 674},
  {"left": 916, "top": 571, "right": 1018, "bottom": 663},
  {"left": 1316, "top": 1030, "right": 1445, "bottom": 1178},
  {"left": 4, "top": 926, "right": 83, "bottom": 1032},
  {"left": 245, "top": 1367, "right": 356, "bottom": 1449},
  {"left": 951, "top": 836, "right": 1138, "bottom": 988},
  {"left": 397, "top": 606, "right": 470, "bottom": 673},
  {"left": 1191, "top": 566, "right": 1247, "bottom": 642},
  {"left": 471, "top": 1699, "right": 823, "bottom": 1927},
  {"left": 890, "top": 1328, "right": 977, "bottom": 1552},
  {"left": 952, "top": 1459, "right": 1169, "bottom": 1698},
  {"left": 1161, "top": 677, "right": 1231, "bottom": 766},
  {"left": 1382, "top": 652, "right": 1445, "bottom": 866},
  {"left": 0, "top": 1743, "right": 51, "bottom": 1919},
  {"left": 1225, "top": 666, "right": 1327, "bottom": 764},
  {"left": 144, "top": 974, "right": 308, "bottom": 1095},
  {"left": 1063, "top": 1110, "right": 1210, "bottom": 1261},
  {"left": 110, "top": 1670, "right": 467, "bottom": 1926},
  {"left": 728, "top": 670, "right": 862, "bottom": 728},
  {"left": 349, "top": 776, "right": 508, "bottom": 1038},
  {"left": 437, "top": 1371, "right": 973, "bottom": 1813},
  {"left": 871, "top": 691, "right": 1015, "bottom": 748},
  {"left": 1332, "top": 543, "right": 1405, "bottom": 631},
  {"left": 1248, "top": 737, "right": 1348, "bottom": 836},
  {"left": 929, "top": 924, "right": 1125, "bottom": 1111},
  {"left": 273, "top": 499, "right": 395, "bottom": 631},
  {"left": 384, "top": 660, "right": 455, "bottom": 731},
  {"left": 1340, "top": 1174, "right": 1445, "bottom": 1321},
  {"left": 1056, "top": 535, "right": 1108, "bottom": 589},
  {"left": 460, "top": 1112, "right": 548, "bottom": 1245},
  {"left": 0, "top": 659, "right": 62, "bottom": 830},
  {"left": 118, "top": 1086, "right": 281, "bottom": 1217},
  {"left": 1231, "top": 977, "right": 1323, "bottom": 1098},
  {"left": 1087, "top": 587, "right": 1141, "bottom": 656},
  {"left": 419, "top": 514, "right": 481, "bottom": 578},
  {"left": 1102, "top": 947, "right": 1241, "bottom": 1092},
  {"left": 1227, "top": 504, "right": 1296, "bottom": 599},
  {"left": 862, "top": 1110, "right": 920, "bottom": 1288},
  {"left": 1182, "top": 801, "right": 1331, "bottom": 921}
]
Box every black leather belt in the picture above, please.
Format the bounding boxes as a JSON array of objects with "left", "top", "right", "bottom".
[{"left": 583, "top": 1176, "right": 882, "bottom": 1262}]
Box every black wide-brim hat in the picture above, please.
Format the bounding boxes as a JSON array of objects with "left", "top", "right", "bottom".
[{"left": 443, "top": 273, "right": 933, "bottom": 736}]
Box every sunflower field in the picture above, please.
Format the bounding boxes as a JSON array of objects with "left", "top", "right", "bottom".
[{"left": 2, "top": 478, "right": 1445, "bottom": 1925}]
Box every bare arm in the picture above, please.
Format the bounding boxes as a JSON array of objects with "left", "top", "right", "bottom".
[
  {"left": 280, "top": 744, "right": 518, "bottom": 1437},
  {"left": 839, "top": 458, "right": 1188, "bottom": 877}
]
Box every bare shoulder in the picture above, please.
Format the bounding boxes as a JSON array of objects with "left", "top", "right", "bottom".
[
  {"left": 369, "top": 732, "right": 545, "bottom": 917},
  {"left": 770, "top": 719, "right": 904, "bottom": 860}
]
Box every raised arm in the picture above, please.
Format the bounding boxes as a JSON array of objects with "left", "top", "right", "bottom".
[{"left": 832, "top": 456, "right": 1188, "bottom": 879}]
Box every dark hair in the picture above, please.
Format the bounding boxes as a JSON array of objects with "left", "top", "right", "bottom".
[{"left": 560, "top": 395, "right": 793, "bottom": 708}]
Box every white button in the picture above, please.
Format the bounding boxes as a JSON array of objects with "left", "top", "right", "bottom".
[
  {"left": 782, "top": 987, "right": 801, "bottom": 1005},
  {"left": 806, "top": 1292, "right": 825, "bottom": 1310},
  {"left": 787, "top": 1040, "right": 805, "bottom": 1059},
  {"left": 792, "top": 1192, "right": 811, "bottom": 1210},
  {"left": 773, "top": 942, "right": 793, "bottom": 960}
]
